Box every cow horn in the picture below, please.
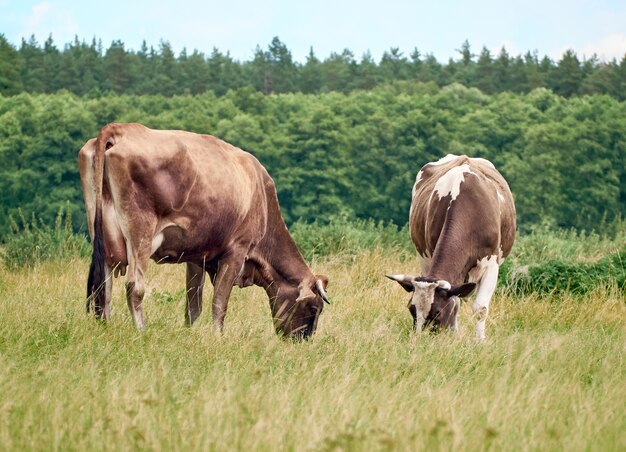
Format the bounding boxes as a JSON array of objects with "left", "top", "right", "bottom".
[
  {"left": 386, "top": 274, "right": 417, "bottom": 293},
  {"left": 316, "top": 279, "right": 330, "bottom": 304},
  {"left": 436, "top": 280, "right": 451, "bottom": 290}
]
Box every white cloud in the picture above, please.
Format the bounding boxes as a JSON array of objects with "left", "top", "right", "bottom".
[
  {"left": 580, "top": 33, "right": 626, "bottom": 61},
  {"left": 25, "top": 1, "right": 53, "bottom": 31},
  {"left": 23, "top": 1, "right": 80, "bottom": 45}
]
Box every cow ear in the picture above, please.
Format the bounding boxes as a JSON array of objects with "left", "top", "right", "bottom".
[
  {"left": 296, "top": 285, "right": 316, "bottom": 303},
  {"left": 315, "top": 274, "right": 329, "bottom": 290},
  {"left": 449, "top": 282, "right": 476, "bottom": 298},
  {"left": 386, "top": 274, "right": 415, "bottom": 292}
]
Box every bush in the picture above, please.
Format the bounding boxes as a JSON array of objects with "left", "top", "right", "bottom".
[
  {"left": 510, "top": 223, "right": 626, "bottom": 264},
  {"left": 1, "top": 205, "right": 91, "bottom": 270},
  {"left": 502, "top": 249, "right": 626, "bottom": 295}
]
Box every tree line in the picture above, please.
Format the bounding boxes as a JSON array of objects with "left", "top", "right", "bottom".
[
  {"left": 0, "top": 83, "right": 624, "bottom": 239},
  {"left": 1, "top": 34, "right": 626, "bottom": 100}
]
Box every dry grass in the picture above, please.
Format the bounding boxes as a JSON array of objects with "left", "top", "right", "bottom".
[{"left": 0, "top": 250, "right": 624, "bottom": 451}]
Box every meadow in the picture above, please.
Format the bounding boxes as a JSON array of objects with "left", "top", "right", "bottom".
[{"left": 0, "top": 224, "right": 624, "bottom": 451}]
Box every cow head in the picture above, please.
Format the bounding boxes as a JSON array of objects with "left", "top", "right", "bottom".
[
  {"left": 386, "top": 275, "right": 475, "bottom": 332},
  {"left": 271, "top": 275, "right": 330, "bottom": 340}
]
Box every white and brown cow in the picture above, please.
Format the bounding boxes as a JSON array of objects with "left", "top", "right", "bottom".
[
  {"left": 387, "top": 154, "right": 516, "bottom": 340},
  {"left": 79, "top": 123, "right": 329, "bottom": 339}
]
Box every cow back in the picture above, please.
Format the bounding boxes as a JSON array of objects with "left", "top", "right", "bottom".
[{"left": 409, "top": 154, "right": 516, "bottom": 272}]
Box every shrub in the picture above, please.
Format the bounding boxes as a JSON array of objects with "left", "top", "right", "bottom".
[
  {"left": 502, "top": 249, "right": 626, "bottom": 295},
  {"left": 1, "top": 205, "right": 91, "bottom": 270},
  {"left": 510, "top": 223, "right": 625, "bottom": 263}
]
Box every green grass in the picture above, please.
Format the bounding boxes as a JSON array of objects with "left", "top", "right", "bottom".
[{"left": 1, "top": 250, "right": 624, "bottom": 451}]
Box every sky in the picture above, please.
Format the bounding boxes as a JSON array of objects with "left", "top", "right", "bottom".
[{"left": 1, "top": 0, "right": 626, "bottom": 63}]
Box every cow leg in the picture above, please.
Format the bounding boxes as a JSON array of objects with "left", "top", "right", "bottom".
[
  {"left": 125, "top": 241, "right": 153, "bottom": 330},
  {"left": 103, "top": 264, "right": 113, "bottom": 319},
  {"left": 185, "top": 262, "right": 206, "bottom": 326},
  {"left": 211, "top": 251, "right": 246, "bottom": 333},
  {"left": 472, "top": 256, "right": 500, "bottom": 341}
]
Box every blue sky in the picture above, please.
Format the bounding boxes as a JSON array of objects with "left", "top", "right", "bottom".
[{"left": 1, "top": 0, "right": 625, "bottom": 63}]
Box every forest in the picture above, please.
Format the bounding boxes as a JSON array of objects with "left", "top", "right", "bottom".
[
  {"left": 0, "top": 35, "right": 624, "bottom": 239},
  {"left": 1, "top": 34, "right": 626, "bottom": 99}
]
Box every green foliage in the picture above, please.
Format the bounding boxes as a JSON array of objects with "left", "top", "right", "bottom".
[
  {"left": 0, "top": 34, "right": 23, "bottom": 95},
  {"left": 2, "top": 35, "right": 625, "bottom": 99},
  {"left": 509, "top": 222, "right": 626, "bottom": 264},
  {"left": 502, "top": 250, "right": 626, "bottom": 295},
  {"left": 289, "top": 218, "right": 413, "bottom": 261},
  {"left": 1, "top": 206, "right": 90, "bottom": 269},
  {"left": 0, "top": 83, "right": 624, "bottom": 238},
  {"left": 499, "top": 222, "right": 626, "bottom": 294}
]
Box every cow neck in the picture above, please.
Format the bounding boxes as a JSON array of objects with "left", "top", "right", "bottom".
[
  {"left": 249, "top": 221, "right": 313, "bottom": 299},
  {"left": 426, "top": 216, "right": 472, "bottom": 286},
  {"left": 251, "top": 188, "right": 313, "bottom": 296}
]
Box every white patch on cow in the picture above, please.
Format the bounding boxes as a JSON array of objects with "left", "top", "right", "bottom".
[
  {"left": 467, "top": 254, "right": 500, "bottom": 341},
  {"left": 414, "top": 281, "right": 434, "bottom": 290},
  {"left": 411, "top": 171, "right": 425, "bottom": 219},
  {"left": 468, "top": 255, "right": 489, "bottom": 283},
  {"left": 151, "top": 232, "right": 165, "bottom": 255},
  {"left": 409, "top": 281, "right": 438, "bottom": 332},
  {"left": 450, "top": 296, "right": 461, "bottom": 331},
  {"left": 497, "top": 191, "right": 505, "bottom": 203},
  {"left": 433, "top": 164, "right": 474, "bottom": 201},
  {"left": 432, "top": 154, "right": 461, "bottom": 166}
]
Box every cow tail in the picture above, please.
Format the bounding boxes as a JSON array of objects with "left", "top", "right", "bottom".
[{"left": 86, "top": 126, "right": 112, "bottom": 317}]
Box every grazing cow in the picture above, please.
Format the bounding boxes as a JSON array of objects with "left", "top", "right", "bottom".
[
  {"left": 387, "top": 154, "right": 516, "bottom": 340},
  {"left": 79, "top": 123, "right": 329, "bottom": 339}
]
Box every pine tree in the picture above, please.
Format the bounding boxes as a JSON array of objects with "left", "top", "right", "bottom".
[
  {"left": 157, "top": 40, "right": 179, "bottom": 96},
  {"left": 42, "top": 35, "right": 62, "bottom": 93},
  {"left": 19, "top": 35, "right": 45, "bottom": 93},
  {"left": 183, "top": 49, "right": 210, "bottom": 95},
  {"left": 322, "top": 49, "right": 355, "bottom": 93},
  {"left": 409, "top": 47, "right": 424, "bottom": 80},
  {"left": 0, "top": 34, "right": 23, "bottom": 95},
  {"left": 300, "top": 47, "right": 323, "bottom": 93},
  {"left": 379, "top": 47, "right": 410, "bottom": 83},
  {"left": 523, "top": 51, "right": 543, "bottom": 90},
  {"left": 58, "top": 36, "right": 82, "bottom": 94},
  {"left": 102, "top": 40, "right": 131, "bottom": 93},
  {"left": 493, "top": 46, "right": 511, "bottom": 92},
  {"left": 267, "top": 36, "right": 297, "bottom": 93},
  {"left": 554, "top": 49, "right": 582, "bottom": 97},
  {"left": 353, "top": 51, "right": 378, "bottom": 91},
  {"left": 474, "top": 47, "right": 495, "bottom": 93}
]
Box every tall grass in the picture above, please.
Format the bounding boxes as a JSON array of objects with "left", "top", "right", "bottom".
[
  {"left": 0, "top": 246, "right": 624, "bottom": 450},
  {"left": 515, "top": 220, "right": 625, "bottom": 263},
  {"left": 289, "top": 218, "right": 414, "bottom": 261},
  {"left": 0, "top": 206, "right": 90, "bottom": 270},
  {"left": 499, "top": 223, "right": 626, "bottom": 295}
]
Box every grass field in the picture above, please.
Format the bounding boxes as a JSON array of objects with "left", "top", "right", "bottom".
[{"left": 0, "top": 248, "right": 624, "bottom": 451}]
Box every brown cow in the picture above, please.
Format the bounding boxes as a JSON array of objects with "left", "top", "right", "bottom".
[
  {"left": 79, "top": 123, "right": 329, "bottom": 339},
  {"left": 387, "top": 154, "right": 516, "bottom": 340}
]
